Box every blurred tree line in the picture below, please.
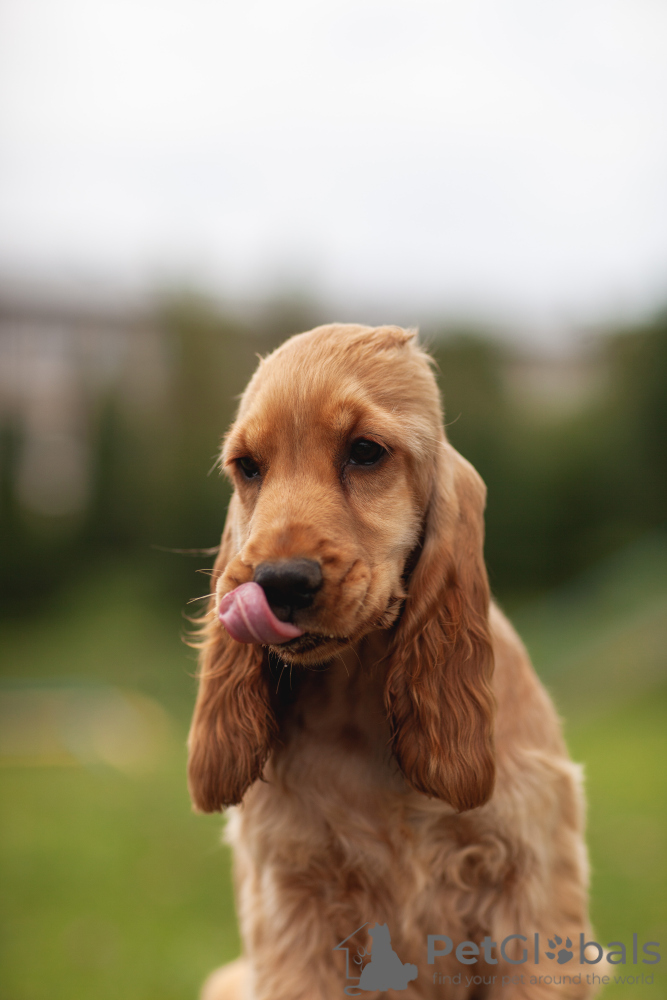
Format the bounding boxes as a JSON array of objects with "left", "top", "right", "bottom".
[
  {"left": 1, "top": 299, "right": 665, "bottom": 613},
  {"left": 430, "top": 314, "right": 666, "bottom": 601}
]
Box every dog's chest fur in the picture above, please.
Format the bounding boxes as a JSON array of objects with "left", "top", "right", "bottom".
[{"left": 225, "top": 647, "right": 514, "bottom": 992}]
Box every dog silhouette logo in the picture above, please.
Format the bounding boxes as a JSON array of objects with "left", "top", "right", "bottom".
[{"left": 334, "top": 921, "right": 418, "bottom": 994}]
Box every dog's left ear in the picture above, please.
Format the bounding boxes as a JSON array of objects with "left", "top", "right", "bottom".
[{"left": 385, "top": 440, "right": 495, "bottom": 812}]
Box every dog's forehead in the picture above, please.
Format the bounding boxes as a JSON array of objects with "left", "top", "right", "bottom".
[{"left": 238, "top": 324, "right": 441, "bottom": 431}]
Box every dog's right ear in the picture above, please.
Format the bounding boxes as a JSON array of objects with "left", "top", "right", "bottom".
[{"left": 187, "top": 496, "right": 277, "bottom": 812}]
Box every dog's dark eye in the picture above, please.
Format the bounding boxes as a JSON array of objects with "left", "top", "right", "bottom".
[
  {"left": 348, "top": 439, "right": 385, "bottom": 466},
  {"left": 237, "top": 456, "right": 261, "bottom": 479}
]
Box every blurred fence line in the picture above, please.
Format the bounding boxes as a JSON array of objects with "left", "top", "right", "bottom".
[{"left": 1, "top": 289, "right": 665, "bottom": 611}]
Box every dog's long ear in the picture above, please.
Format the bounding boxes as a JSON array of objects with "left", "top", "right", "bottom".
[
  {"left": 187, "top": 496, "right": 277, "bottom": 812},
  {"left": 385, "top": 441, "right": 495, "bottom": 812}
]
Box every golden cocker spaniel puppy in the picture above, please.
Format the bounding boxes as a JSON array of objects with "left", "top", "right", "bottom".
[{"left": 188, "top": 324, "right": 599, "bottom": 1000}]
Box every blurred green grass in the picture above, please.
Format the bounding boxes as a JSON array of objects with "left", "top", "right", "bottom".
[
  {"left": 0, "top": 565, "right": 240, "bottom": 1000},
  {"left": 1, "top": 540, "right": 665, "bottom": 999}
]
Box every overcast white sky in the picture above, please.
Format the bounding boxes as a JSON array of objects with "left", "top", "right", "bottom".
[{"left": 1, "top": 0, "right": 666, "bottom": 336}]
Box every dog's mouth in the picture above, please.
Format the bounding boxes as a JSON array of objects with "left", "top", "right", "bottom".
[
  {"left": 219, "top": 582, "right": 303, "bottom": 644},
  {"left": 275, "top": 632, "right": 350, "bottom": 654},
  {"left": 218, "top": 582, "right": 352, "bottom": 653}
]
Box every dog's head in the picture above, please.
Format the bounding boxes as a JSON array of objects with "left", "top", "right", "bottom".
[{"left": 188, "top": 324, "right": 495, "bottom": 812}]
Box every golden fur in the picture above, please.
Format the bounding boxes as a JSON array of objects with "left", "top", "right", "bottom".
[{"left": 188, "top": 324, "right": 601, "bottom": 999}]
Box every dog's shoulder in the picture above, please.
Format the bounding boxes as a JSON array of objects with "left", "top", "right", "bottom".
[{"left": 489, "top": 602, "right": 567, "bottom": 758}]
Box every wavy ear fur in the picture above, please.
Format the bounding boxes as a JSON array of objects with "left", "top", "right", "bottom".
[
  {"left": 386, "top": 440, "right": 495, "bottom": 812},
  {"left": 187, "top": 499, "right": 277, "bottom": 812}
]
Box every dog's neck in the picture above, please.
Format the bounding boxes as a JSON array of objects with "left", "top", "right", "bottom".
[{"left": 272, "top": 630, "right": 393, "bottom": 762}]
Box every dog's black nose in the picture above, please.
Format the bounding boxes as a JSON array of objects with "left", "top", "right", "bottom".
[{"left": 253, "top": 559, "right": 323, "bottom": 621}]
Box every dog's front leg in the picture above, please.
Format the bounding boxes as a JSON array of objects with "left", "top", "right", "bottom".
[{"left": 245, "top": 925, "right": 349, "bottom": 1000}]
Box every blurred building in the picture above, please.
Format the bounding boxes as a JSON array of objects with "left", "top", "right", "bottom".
[{"left": 0, "top": 289, "right": 167, "bottom": 521}]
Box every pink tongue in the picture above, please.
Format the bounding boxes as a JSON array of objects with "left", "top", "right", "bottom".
[{"left": 219, "top": 582, "right": 304, "bottom": 644}]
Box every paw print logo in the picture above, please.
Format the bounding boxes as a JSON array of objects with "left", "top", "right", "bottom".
[{"left": 545, "top": 936, "right": 573, "bottom": 964}]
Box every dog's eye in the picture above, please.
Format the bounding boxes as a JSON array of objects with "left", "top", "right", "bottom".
[
  {"left": 237, "top": 456, "right": 261, "bottom": 479},
  {"left": 348, "top": 438, "right": 385, "bottom": 466}
]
